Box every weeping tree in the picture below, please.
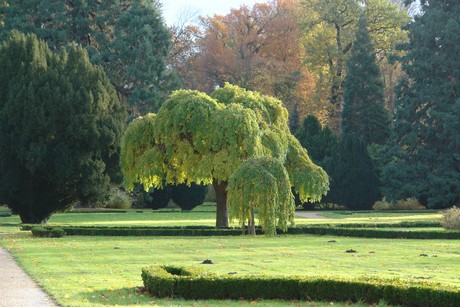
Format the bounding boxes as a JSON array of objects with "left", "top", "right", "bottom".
[
  {"left": 227, "top": 157, "right": 294, "bottom": 235},
  {"left": 120, "top": 83, "right": 329, "bottom": 227}
]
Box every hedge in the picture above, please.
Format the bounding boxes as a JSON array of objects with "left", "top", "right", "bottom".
[
  {"left": 31, "top": 226, "right": 65, "bottom": 238},
  {"left": 21, "top": 224, "right": 460, "bottom": 239},
  {"left": 141, "top": 265, "right": 460, "bottom": 306},
  {"left": 283, "top": 226, "right": 460, "bottom": 239}
]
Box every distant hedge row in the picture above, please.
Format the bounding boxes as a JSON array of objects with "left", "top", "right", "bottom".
[
  {"left": 141, "top": 265, "right": 460, "bottom": 306},
  {"left": 26, "top": 223, "right": 460, "bottom": 239}
]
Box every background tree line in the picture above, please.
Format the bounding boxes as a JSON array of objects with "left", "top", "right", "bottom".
[{"left": 0, "top": 0, "right": 458, "bottom": 224}]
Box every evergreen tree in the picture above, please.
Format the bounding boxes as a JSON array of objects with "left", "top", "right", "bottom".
[
  {"left": 296, "top": 115, "right": 337, "bottom": 166},
  {"left": 171, "top": 184, "right": 209, "bottom": 211},
  {"left": 325, "top": 134, "right": 381, "bottom": 210},
  {"left": 341, "top": 14, "right": 390, "bottom": 146},
  {"left": 0, "top": 0, "right": 175, "bottom": 115},
  {"left": 0, "top": 32, "right": 126, "bottom": 223},
  {"left": 383, "top": 0, "right": 460, "bottom": 208}
]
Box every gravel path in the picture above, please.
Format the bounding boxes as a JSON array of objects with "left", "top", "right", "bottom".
[{"left": 0, "top": 247, "right": 58, "bottom": 307}]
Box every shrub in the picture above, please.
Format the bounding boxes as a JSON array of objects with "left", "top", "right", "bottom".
[
  {"left": 105, "top": 188, "right": 132, "bottom": 209},
  {"left": 142, "top": 265, "right": 460, "bottom": 306},
  {"left": 441, "top": 206, "right": 460, "bottom": 230},
  {"left": 144, "top": 186, "right": 172, "bottom": 210},
  {"left": 373, "top": 198, "right": 425, "bottom": 210},
  {"left": 171, "top": 184, "right": 208, "bottom": 211},
  {"left": 29, "top": 224, "right": 460, "bottom": 239},
  {"left": 373, "top": 198, "right": 394, "bottom": 210},
  {"left": 396, "top": 198, "right": 425, "bottom": 210},
  {"left": 31, "top": 226, "right": 65, "bottom": 238}
]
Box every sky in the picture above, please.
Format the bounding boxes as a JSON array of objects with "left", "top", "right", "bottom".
[{"left": 160, "top": 0, "right": 266, "bottom": 25}]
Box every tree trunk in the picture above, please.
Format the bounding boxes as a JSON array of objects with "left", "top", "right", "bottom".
[
  {"left": 213, "top": 180, "right": 229, "bottom": 228},
  {"left": 248, "top": 206, "right": 256, "bottom": 235}
]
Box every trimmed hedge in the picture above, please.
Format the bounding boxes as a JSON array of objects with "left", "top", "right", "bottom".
[
  {"left": 31, "top": 226, "right": 65, "bottom": 238},
  {"left": 283, "top": 226, "right": 460, "bottom": 239},
  {"left": 142, "top": 265, "right": 460, "bottom": 306},
  {"left": 20, "top": 223, "right": 460, "bottom": 239}
]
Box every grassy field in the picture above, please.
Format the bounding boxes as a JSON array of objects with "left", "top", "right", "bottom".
[{"left": 0, "top": 204, "right": 458, "bottom": 306}]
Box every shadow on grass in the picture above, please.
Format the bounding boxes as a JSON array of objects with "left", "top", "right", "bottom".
[
  {"left": 81, "top": 287, "right": 153, "bottom": 306},
  {"left": 80, "top": 287, "right": 327, "bottom": 306}
]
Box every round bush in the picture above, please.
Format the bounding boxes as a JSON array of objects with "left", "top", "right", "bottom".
[
  {"left": 145, "top": 186, "right": 172, "bottom": 210},
  {"left": 171, "top": 184, "right": 209, "bottom": 211}
]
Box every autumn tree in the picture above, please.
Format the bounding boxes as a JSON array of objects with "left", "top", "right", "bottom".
[
  {"left": 176, "top": 0, "right": 323, "bottom": 125},
  {"left": 121, "top": 83, "right": 329, "bottom": 227},
  {"left": 0, "top": 32, "right": 126, "bottom": 223},
  {"left": 0, "top": 0, "right": 176, "bottom": 115},
  {"left": 382, "top": 0, "right": 460, "bottom": 209},
  {"left": 300, "top": 0, "right": 409, "bottom": 129}
]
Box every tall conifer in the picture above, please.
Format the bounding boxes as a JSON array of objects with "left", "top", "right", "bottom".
[
  {"left": 383, "top": 0, "right": 460, "bottom": 208},
  {"left": 341, "top": 14, "right": 390, "bottom": 145}
]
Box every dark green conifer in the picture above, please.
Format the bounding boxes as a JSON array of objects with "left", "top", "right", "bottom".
[
  {"left": 325, "top": 134, "right": 381, "bottom": 210},
  {"left": 383, "top": 0, "right": 460, "bottom": 208},
  {"left": 0, "top": 32, "right": 126, "bottom": 223},
  {"left": 341, "top": 14, "right": 390, "bottom": 146},
  {"left": 296, "top": 115, "right": 337, "bottom": 166},
  {"left": 0, "top": 0, "right": 176, "bottom": 115}
]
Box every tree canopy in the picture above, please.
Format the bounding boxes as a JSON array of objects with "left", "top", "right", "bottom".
[
  {"left": 382, "top": 0, "right": 460, "bottom": 209},
  {"left": 0, "top": 0, "right": 176, "bottom": 115},
  {"left": 325, "top": 134, "right": 381, "bottom": 210},
  {"left": 121, "top": 83, "right": 329, "bottom": 227},
  {"left": 228, "top": 157, "right": 295, "bottom": 235},
  {"left": 341, "top": 14, "right": 390, "bottom": 145},
  {"left": 0, "top": 32, "right": 126, "bottom": 223},
  {"left": 299, "top": 0, "right": 409, "bottom": 130}
]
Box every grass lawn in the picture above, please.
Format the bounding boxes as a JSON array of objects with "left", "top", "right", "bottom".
[
  {"left": 0, "top": 204, "right": 457, "bottom": 306},
  {"left": 2, "top": 233, "right": 459, "bottom": 306}
]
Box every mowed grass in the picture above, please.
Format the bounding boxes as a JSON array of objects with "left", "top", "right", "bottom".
[
  {"left": 0, "top": 203, "right": 445, "bottom": 230},
  {"left": 0, "top": 205, "right": 457, "bottom": 306},
  {"left": 3, "top": 233, "right": 460, "bottom": 307}
]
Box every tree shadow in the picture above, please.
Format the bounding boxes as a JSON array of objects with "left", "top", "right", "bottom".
[{"left": 81, "top": 287, "right": 153, "bottom": 305}]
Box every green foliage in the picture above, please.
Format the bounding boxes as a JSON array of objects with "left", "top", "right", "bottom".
[
  {"left": 142, "top": 265, "right": 460, "bottom": 306},
  {"left": 325, "top": 134, "right": 381, "bottom": 210},
  {"left": 373, "top": 198, "right": 425, "bottom": 211},
  {"left": 383, "top": 0, "right": 460, "bottom": 209},
  {"left": 171, "top": 184, "right": 209, "bottom": 211},
  {"left": 0, "top": 32, "right": 126, "bottom": 224},
  {"left": 296, "top": 114, "right": 337, "bottom": 165},
  {"left": 300, "top": 0, "right": 409, "bottom": 105},
  {"left": 0, "top": 0, "right": 176, "bottom": 115},
  {"left": 341, "top": 14, "right": 390, "bottom": 146},
  {"left": 35, "top": 226, "right": 245, "bottom": 237},
  {"left": 105, "top": 188, "right": 132, "bottom": 209},
  {"left": 227, "top": 157, "right": 295, "bottom": 235},
  {"left": 31, "top": 226, "right": 65, "bottom": 238},
  {"left": 142, "top": 186, "right": 172, "bottom": 210},
  {"left": 441, "top": 207, "right": 460, "bottom": 230},
  {"left": 120, "top": 83, "right": 329, "bottom": 227}
]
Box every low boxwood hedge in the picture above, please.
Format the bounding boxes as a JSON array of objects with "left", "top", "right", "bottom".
[
  {"left": 142, "top": 265, "right": 460, "bottom": 306},
  {"left": 21, "top": 223, "right": 460, "bottom": 239},
  {"left": 283, "top": 226, "right": 460, "bottom": 239},
  {"left": 31, "top": 226, "right": 65, "bottom": 238}
]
